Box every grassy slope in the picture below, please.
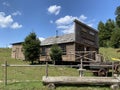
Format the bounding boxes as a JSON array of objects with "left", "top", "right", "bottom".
[
  {"left": 99, "top": 47, "right": 120, "bottom": 61},
  {"left": 0, "top": 48, "right": 111, "bottom": 90}
]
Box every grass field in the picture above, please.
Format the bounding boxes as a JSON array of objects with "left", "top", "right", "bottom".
[
  {"left": 0, "top": 48, "right": 117, "bottom": 90},
  {"left": 99, "top": 47, "right": 120, "bottom": 61}
]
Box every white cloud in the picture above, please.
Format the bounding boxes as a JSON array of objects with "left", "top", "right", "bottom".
[
  {"left": 55, "top": 15, "right": 87, "bottom": 25},
  {"left": 48, "top": 5, "right": 61, "bottom": 15},
  {"left": 0, "top": 12, "right": 13, "bottom": 28},
  {"left": 57, "top": 25, "right": 69, "bottom": 29},
  {"left": 39, "top": 37, "right": 45, "bottom": 41},
  {"left": 11, "top": 22, "right": 22, "bottom": 29},
  {"left": 55, "top": 15, "right": 76, "bottom": 25},
  {"left": 62, "top": 24, "right": 74, "bottom": 34},
  {"left": 55, "top": 15, "right": 77, "bottom": 34},
  {"left": 0, "top": 12, "right": 22, "bottom": 29},
  {"left": 12, "top": 11, "right": 22, "bottom": 16},
  {"left": 55, "top": 15, "right": 94, "bottom": 34},
  {"left": 2, "top": 2, "right": 10, "bottom": 7},
  {"left": 79, "top": 14, "right": 87, "bottom": 21}
]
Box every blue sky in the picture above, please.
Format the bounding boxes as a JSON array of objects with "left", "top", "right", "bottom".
[{"left": 0, "top": 0, "right": 120, "bottom": 47}]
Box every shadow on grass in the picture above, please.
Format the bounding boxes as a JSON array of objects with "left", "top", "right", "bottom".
[
  {"left": 55, "top": 84, "right": 110, "bottom": 87},
  {"left": 53, "top": 84, "right": 110, "bottom": 90}
]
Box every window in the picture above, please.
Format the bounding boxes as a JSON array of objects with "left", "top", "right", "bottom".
[
  {"left": 41, "top": 47, "right": 46, "bottom": 56},
  {"left": 60, "top": 44, "right": 66, "bottom": 55}
]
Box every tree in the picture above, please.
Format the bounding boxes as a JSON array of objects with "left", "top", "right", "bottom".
[
  {"left": 98, "top": 20, "right": 115, "bottom": 47},
  {"left": 98, "top": 21, "right": 106, "bottom": 47},
  {"left": 110, "top": 6, "right": 120, "bottom": 48},
  {"left": 110, "top": 27, "right": 120, "bottom": 48},
  {"left": 50, "top": 44, "right": 62, "bottom": 64},
  {"left": 22, "top": 32, "right": 41, "bottom": 64},
  {"left": 115, "top": 6, "right": 120, "bottom": 28},
  {"left": 98, "top": 6, "right": 120, "bottom": 48},
  {"left": 104, "top": 19, "right": 115, "bottom": 46}
]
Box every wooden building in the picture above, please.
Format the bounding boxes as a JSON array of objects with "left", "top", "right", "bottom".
[
  {"left": 11, "top": 19, "right": 98, "bottom": 63},
  {"left": 11, "top": 42, "right": 24, "bottom": 60}
]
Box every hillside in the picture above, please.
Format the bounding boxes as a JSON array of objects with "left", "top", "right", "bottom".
[
  {"left": 0, "top": 48, "right": 113, "bottom": 90},
  {"left": 99, "top": 47, "right": 120, "bottom": 61},
  {"left": 0, "top": 48, "right": 28, "bottom": 64}
]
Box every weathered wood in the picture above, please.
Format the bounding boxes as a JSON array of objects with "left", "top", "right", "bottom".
[
  {"left": 46, "top": 62, "right": 48, "bottom": 77},
  {"left": 4, "top": 61, "right": 7, "bottom": 86},
  {"left": 75, "top": 51, "right": 96, "bottom": 53},
  {"left": 42, "top": 76, "right": 120, "bottom": 85},
  {"left": 1, "top": 64, "right": 113, "bottom": 67},
  {"left": 112, "top": 62, "right": 114, "bottom": 77},
  {"left": 1, "top": 64, "right": 45, "bottom": 67},
  {"left": 78, "top": 69, "right": 86, "bottom": 77}
]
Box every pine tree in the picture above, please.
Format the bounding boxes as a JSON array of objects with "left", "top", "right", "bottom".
[
  {"left": 110, "top": 6, "right": 120, "bottom": 48},
  {"left": 50, "top": 44, "right": 62, "bottom": 64},
  {"left": 104, "top": 19, "right": 115, "bottom": 46},
  {"left": 110, "top": 27, "right": 120, "bottom": 48},
  {"left": 98, "top": 21, "right": 106, "bottom": 47},
  {"left": 98, "top": 6, "right": 120, "bottom": 48},
  {"left": 22, "top": 32, "right": 41, "bottom": 64},
  {"left": 115, "top": 6, "right": 120, "bottom": 28},
  {"left": 98, "top": 20, "right": 115, "bottom": 47}
]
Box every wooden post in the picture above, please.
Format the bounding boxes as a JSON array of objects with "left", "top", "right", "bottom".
[
  {"left": 4, "top": 61, "right": 7, "bottom": 86},
  {"left": 46, "top": 62, "right": 48, "bottom": 77},
  {"left": 70, "top": 50, "right": 72, "bottom": 61},
  {"left": 112, "top": 62, "right": 114, "bottom": 77},
  {"left": 78, "top": 58, "right": 85, "bottom": 77},
  {"left": 81, "top": 58, "right": 83, "bottom": 69},
  {"left": 95, "top": 51, "right": 97, "bottom": 61}
]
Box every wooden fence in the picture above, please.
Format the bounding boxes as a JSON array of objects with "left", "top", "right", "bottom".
[
  {"left": 1, "top": 61, "right": 116, "bottom": 86},
  {"left": 1, "top": 61, "right": 80, "bottom": 86},
  {"left": 2, "top": 61, "right": 48, "bottom": 86}
]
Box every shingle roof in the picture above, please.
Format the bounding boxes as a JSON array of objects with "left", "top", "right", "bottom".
[
  {"left": 11, "top": 42, "right": 23, "bottom": 45},
  {"left": 41, "top": 33, "right": 75, "bottom": 46}
]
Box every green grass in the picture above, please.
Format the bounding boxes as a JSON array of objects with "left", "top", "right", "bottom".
[
  {"left": 99, "top": 47, "right": 120, "bottom": 61},
  {"left": 0, "top": 48, "right": 113, "bottom": 90}
]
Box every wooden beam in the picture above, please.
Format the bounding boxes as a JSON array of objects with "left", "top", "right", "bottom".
[
  {"left": 1, "top": 64, "right": 113, "bottom": 67},
  {"left": 4, "top": 61, "right": 7, "bottom": 86},
  {"left": 42, "top": 76, "right": 120, "bottom": 85}
]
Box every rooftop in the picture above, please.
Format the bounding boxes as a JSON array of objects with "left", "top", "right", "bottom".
[{"left": 41, "top": 33, "right": 75, "bottom": 46}]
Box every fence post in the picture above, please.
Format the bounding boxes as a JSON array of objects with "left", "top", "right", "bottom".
[
  {"left": 4, "top": 61, "right": 7, "bottom": 86},
  {"left": 81, "top": 58, "right": 83, "bottom": 69},
  {"left": 112, "top": 62, "right": 114, "bottom": 77},
  {"left": 46, "top": 61, "right": 48, "bottom": 77}
]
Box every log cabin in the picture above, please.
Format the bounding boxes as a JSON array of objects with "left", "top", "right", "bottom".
[{"left": 11, "top": 19, "right": 99, "bottom": 63}]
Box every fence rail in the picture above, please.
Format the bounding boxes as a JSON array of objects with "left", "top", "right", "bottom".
[{"left": 1, "top": 64, "right": 113, "bottom": 67}]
